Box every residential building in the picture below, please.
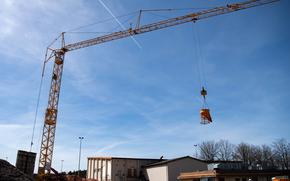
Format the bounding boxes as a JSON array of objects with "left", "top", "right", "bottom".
[{"left": 145, "top": 156, "right": 208, "bottom": 181}]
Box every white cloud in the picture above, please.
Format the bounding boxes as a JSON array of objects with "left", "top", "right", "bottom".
[{"left": 95, "top": 141, "right": 129, "bottom": 154}]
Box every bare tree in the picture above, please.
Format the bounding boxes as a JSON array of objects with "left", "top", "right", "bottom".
[
  {"left": 233, "top": 142, "right": 249, "bottom": 162},
  {"left": 261, "top": 144, "right": 276, "bottom": 169},
  {"left": 250, "top": 145, "right": 276, "bottom": 169},
  {"left": 197, "top": 138, "right": 289, "bottom": 170},
  {"left": 199, "top": 140, "right": 220, "bottom": 161},
  {"left": 217, "top": 140, "right": 234, "bottom": 161},
  {"left": 233, "top": 142, "right": 255, "bottom": 168},
  {"left": 233, "top": 143, "right": 277, "bottom": 169},
  {"left": 251, "top": 145, "right": 262, "bottom": 168},
  {"left": 273, "top": 139, "right": 290, "bottom": 170}
]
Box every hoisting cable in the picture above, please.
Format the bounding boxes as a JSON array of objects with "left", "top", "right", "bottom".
[
  {"left": 146, "top": 12, "right": 171, "bottom": 20},
  {"left": 63, "top": 31, "right": 115, "bottom": 34},
  {"left": 192, "top": 24, "right": 203, "bottom": 90},
  {"left": 194, "top": 24, "right": 207, "bottom": 89},
  {"left": 192, "top": 23, "right": 212, "bottom": 124},
  {"left": 66, "top": 13, "right": 137, "bottom": 35},
  {"left": 138, "top": 7, "right": 216, "bottom": 12},
  {"left": 29, "top": 56, "right": 47, "bottom": 152},
  {"left": 65, "top": 6, "right": 215, "bottom": 34},
  {"left": 191, "top": 24, "right": 204, "bottom": 105},
  {"left": 65, "top": 11, "right": 139, "bottom": 33},
  {"left": 29, "top": 34, "right": 62, "bottom": 151},
  {"left": 137, "top": 7, "right": 215, "bottom": 27},
  {"left": 66, "top": 13, "right": 137, "bottom": 36}
]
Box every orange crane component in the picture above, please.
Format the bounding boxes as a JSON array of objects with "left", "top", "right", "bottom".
[
  {"left": 38, "top": 0, "right": 279, "bottom": 175},
  {"left": 200, "top": 87, "right": 212, "bottom": 124}
]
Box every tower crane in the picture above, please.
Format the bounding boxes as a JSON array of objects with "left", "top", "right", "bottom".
[{"left": 37, "top": 0, "right": 279, "bottom": 175}]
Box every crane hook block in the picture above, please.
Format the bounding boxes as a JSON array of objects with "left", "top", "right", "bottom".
[
  {"left": 201, "top": 87, "right": 207, "bottom": 97},
  {"left": 200, "top": 108, "right": 212, "bottom": 124}
]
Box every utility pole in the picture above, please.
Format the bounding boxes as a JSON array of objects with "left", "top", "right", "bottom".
[
  {"left": 61, "top": 160, "right": 64, "bottom": 173},
  {"left": 194, "top": 144, "right": 198, "bottom": 158},
  {"left": 78, "top": 136, "right": 84, "bottom": 177}
]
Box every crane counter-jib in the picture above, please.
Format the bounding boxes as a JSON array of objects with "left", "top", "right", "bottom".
[{"left": 62, "top": 0, "right": 278, "bottom": 52}]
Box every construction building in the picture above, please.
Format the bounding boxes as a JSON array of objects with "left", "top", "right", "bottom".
[
  {"left": 145, "top": 156, "right": 207, "bottom": 181},
  {"left": 15, "top": 150, "right": 36, "bottom": 177},
  {"left": 206, "top": 161, "right": 243, "bottom": 170},
  {"left": 178, "top": 160, "right": 290, "bottom": 181},
  {"left": 86, "top": 156, "right": 208, "bottom": 181},
  {"left": 178, "top": 169, "right": 290, "bottom": 181},
  {"left": 86, "top": 155, "right": 290, "bottom": 181},
  {"left": 86, "top": 156, "right": 162, "bottom": 181}
]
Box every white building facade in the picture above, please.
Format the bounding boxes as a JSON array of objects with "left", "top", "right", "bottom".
[
  {"left": 146, "top": 156, "right": 208, "bottom": 181},
  {"left": 86, "top": 157, "right": 161, "bottom": 181}
]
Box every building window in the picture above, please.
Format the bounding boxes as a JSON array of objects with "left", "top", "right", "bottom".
[
  {"left": 127, "top": 168, "right": 137, "bottom": 177},
  {"left": 208, "top": 178, "right": 215, "bottom": 181}
]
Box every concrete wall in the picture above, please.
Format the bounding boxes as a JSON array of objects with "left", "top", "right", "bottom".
[
  {"left": 168, "top": 158, "right": 207, "bottom": 181},
  {"left": 147, "top": 166, "right": 168, "bottom": 181}
]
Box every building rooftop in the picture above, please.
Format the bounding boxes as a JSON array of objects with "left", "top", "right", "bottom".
[
  {"left": 178, "top": 169, "right": 290, "bottom": 179},
  {"left": 87, "top": 156, "right": 164, "bottom": 161},
  {"left": 145, "top": 156, "right": 204, "bottom": 168},
  {"left": 205, "top": 160, "right": 243, "bottom": 164}
]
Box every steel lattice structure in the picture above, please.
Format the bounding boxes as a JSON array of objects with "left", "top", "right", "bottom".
[{"left": 38, "top": 51, "right": 65, "bottom": 174}]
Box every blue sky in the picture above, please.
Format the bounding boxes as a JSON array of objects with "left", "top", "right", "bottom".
[{"left": 0, "top": 0, "right": 289, "bottom": 173}]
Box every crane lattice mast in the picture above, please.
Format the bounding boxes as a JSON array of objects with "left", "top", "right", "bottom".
[{"left": 38, "top": 0, "right": 278, "bottom": 175}]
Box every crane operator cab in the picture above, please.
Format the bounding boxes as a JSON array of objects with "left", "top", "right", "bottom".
[{"left": 200, "top": 87, "right": 212, "bottom": 124}]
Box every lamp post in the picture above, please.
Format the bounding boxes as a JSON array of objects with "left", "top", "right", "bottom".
[
  {"left": 194, "top": 144, "right": 198, "bottom": 158},
  {"left": 78, "top": 136, "right": 84, "bottom": 177},
  {"left": 61, "top": 160, "right": 64, "bottom": 173}
]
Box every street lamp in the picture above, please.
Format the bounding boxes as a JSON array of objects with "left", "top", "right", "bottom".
[
  {"left": 194, "top": 144, "right": 198, "bottom": 158},
  {"left": 61, "top": 160, "right": 64, "bottom": 173},
  {"left": 78, "top": 136, "right": 84, "bottom": 177}
]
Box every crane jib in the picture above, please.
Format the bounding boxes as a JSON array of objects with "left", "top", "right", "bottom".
[{"left": 63, "top": 0, "right": 279, "bottom": 52}]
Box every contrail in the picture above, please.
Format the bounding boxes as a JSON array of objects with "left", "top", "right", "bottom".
[{"left": 98, "top": 0, "right": 142, "bottom": 49}]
